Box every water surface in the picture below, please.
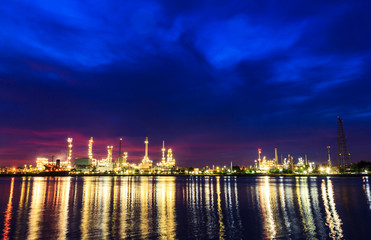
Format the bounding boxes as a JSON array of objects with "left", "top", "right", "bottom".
[{"left": 0, "top": 176, "right": 370, "bottom": 239}]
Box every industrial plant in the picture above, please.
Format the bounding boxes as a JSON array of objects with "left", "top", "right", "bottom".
[
  {"left": 251, "top": 117, "right": 352, "bottom": 174},
  {"left": 34, "top": 136, "right": 178, "bottom": 175},
  {"left": 1, "top": 116, "right": 369, "bottom": 176}
]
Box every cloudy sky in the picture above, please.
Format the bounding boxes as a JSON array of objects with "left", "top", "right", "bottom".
[{"left": 1, "top": 0, "right": 370, "bottom": 167}]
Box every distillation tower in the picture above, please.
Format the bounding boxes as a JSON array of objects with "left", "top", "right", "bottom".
[
  {"left": 88, "top": 137, "right": 94, "bottom": 160},
  {"left": 67, "top": 138, "right": 73, "bottom": 167},
  {"left": 337, "top": 117, "right": 350, "bottom": 167},
  {"left": 161, "top": 141, "right": 166, "bottom": 165},
  {"left": 141, "top": 137, "right": 152, "bottom": 167},
  {"left": 107, "top": 146, "right": 113, "bottom": 163}
]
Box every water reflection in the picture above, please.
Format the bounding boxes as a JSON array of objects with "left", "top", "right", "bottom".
[
  {"left": 2, "top": 177, "right": 14, "bottom": 240},
  {"left": 0, "top": 176, "right": 370, "bottom": 239},
  {"left": 321, "top": 178, "right": 343, "bottom": 239},
  {"left": 57, "top": 177, "right": 71, "bottom": 239},
  {"left": 254, "top": 177, "right": 347, "bottom": 239},
  {"left": 309, "top": 177, "right": 326, "bottom": 238},
  {"left": 363, "top": 177, "right": 371, "bottom": 211},
  {"left": 216, "top": 177, "right": 225, "bottom": 239},
  {"left": 296, "top": 177, "right": 316, "bottom": 238},
  {"left": 156, "top": 177, "right": 176, "bottom": 239},
  {"left": 15, "top": 177, "right": 32, "bottom": 238},
  {"left": 256, "top": 177, "right": 276, "bottom": 239},
  {"left": 27, "top": 177, "right": 47, "bottom": 240}
]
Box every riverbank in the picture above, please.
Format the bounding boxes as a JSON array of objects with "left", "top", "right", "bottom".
[{"left": 0, "top": 173, "right": 370, "bottom": 177}]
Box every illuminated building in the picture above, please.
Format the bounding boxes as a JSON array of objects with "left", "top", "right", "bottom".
[
  {"left": 67, "top": 138, "right": 73, "bottom": 167},
  {"left": 36, "top": 158, "right": 48, "bottom": 170},
  {"left": 337, "top": 117, "right": 350, "bottom": 167},
  {"left": 88, "top": 137, "right": 94, "bottom": 159}
]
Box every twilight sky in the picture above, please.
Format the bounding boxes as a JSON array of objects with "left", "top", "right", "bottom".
[{"left": 1, "top": 0, "right": 371, "bottom": 167}]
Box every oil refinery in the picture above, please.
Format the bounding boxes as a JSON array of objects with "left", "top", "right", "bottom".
[
  {"left": 1, "top": 117, "right": 369, "bottom": 176},
  {"left": 33, "top": 136, "right": 179, "bottom": 175}
]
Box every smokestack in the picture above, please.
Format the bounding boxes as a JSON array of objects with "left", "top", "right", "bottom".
[
  {"left": 119, "top": 138, "right": 122, "bottom": 158},
  {"left": 274, "top": 148, "right": 278, "bottom": 165}
]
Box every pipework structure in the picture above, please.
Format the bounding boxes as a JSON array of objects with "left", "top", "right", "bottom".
[
  {"left": 337, "top": 117, "right": 350, "bottom": 167},
  {"left": 67, "top": 138, "right": 73, "bottom": 167}
]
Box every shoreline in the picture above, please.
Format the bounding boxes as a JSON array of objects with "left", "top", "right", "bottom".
[{"left": 0, "top": 173, "right": 370, "bottom": 178}]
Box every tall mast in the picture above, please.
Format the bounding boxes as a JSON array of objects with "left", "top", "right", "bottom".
[
  {"left": 119, "top": 138, "right": 122, "bottom": 158},
  {"left": 337, "top": 117, "right": 350, "bottom": 167}
]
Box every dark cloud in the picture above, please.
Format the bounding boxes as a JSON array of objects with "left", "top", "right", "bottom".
[{"left": 0, "top": 0, "right": 370, "bottom": 167}]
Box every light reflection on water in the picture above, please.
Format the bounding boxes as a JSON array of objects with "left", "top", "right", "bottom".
[
  {"left": 363, "top": 177, "right": 371, "bottom": 211},
  {"left": 321, "top": 178, "right": 343, "bottom": 239},
  {"left": 0, "top": 176, "right": 370, "bottom": 239}
]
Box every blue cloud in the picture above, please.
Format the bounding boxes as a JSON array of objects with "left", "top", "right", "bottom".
[{"left": 0, "top": 0, "right": 371, "bottom": 165}]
